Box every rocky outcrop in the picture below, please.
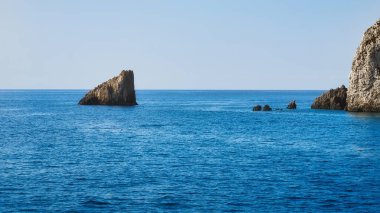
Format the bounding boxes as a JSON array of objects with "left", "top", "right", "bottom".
[
  {"left": 311, "top": 85, "right": 347, "bottom": 110},
  {"left": 252, "top": 105, "right": 262, "bottom": 111},
  {"left": 252, "top": 104, "right": 272, "bottom": 111},
  {"left": 263, "top": 105, "right": 272, "bottom": 111},
  {"left": 79, "top": 70, "right": 137, "bottom": 106},
  {"left": 287, "top": 100, "right": 297, "bottom": 109},
  {"left": 347, "top": 19, "right": 380, "bottom": 112}
]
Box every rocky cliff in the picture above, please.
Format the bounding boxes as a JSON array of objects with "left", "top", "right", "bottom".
[
  {"left": 311, "top": 85, "right": 347, "bottom": 110},
  {"left": 79, "top": 70, "right": 137, "bottom": 106},
  {"left": 347, "top": 19, "right": 380, "bottom": 112}
]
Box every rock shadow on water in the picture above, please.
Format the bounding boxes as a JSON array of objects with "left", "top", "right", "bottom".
[{"left": 347, "top": 112, "right": 380, "bottom": 120}]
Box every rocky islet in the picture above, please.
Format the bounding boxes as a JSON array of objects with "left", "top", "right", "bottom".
[
  {"left": 79, "top": 70, "right": 137, "bottom": 106},
  {"left": 311, "top": 85, "right": 347, "bottom": 110}
]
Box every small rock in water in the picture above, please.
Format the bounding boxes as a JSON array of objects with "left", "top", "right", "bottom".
[
  {"left": 252, "top": 105, "right": 262, "bottom": 111},
  {"left": 287, "top": 100, "right": 297, "bottom": 109},
  {"left": 263, "top": 105, "right": 272, "bottom": 111}
]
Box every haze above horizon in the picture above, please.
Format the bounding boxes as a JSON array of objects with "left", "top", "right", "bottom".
[{"left": 1, "top": 0, "right": 379, "bottom": 90}]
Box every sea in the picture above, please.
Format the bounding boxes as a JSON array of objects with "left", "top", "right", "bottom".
[{"left": 0, "top": 90, "right": 379, "bottom": 212}]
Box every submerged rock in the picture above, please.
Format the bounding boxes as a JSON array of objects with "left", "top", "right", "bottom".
[
  {"left": 347, "top": 19, "right": 380, "bottom": 112},
  {"left": 287, "top": 100, "right": 297, "bottom": 109},
  {"left": 263, "top": 105, "right": 272, "bottom": 111},
  {"left": 252, "top": 105, "right": 262, "bottom": 111},
  {"left": 79, "top": 70, "right": 137, "bottom": 106},
  {"left": 311, "top": 85, "right": 347, "bottom": 110}
]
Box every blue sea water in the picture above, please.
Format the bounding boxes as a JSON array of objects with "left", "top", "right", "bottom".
[{"left": 0, "top": 90, "right": 379, "bottom": 212}]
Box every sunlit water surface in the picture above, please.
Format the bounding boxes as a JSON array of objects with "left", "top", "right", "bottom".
[{"left": 0, "top": 90, "right": 379, "bottom": 212}]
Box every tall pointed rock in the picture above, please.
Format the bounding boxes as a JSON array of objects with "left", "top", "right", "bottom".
[{"left": 79, "top": 70, "right": 137, "bottom": 106}]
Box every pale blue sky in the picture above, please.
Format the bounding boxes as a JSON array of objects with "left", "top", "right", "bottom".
[{"left": 1, "top": 0, "right": 379, "bottom": 89}]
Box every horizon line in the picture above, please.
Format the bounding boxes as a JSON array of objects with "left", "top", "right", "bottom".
[{"left": 0, "top": 88, "right": 327, "bottom": 91}]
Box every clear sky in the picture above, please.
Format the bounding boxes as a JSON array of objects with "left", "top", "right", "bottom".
[{"left": 1, "top": 0, "right": 379, "bottom": 89}]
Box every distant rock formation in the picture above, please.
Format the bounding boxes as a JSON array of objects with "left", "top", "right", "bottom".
[
  {"left": 79, "top": 70, "right": 137, "bottom": 106},
  {"left": 311, "top": 85, "right": 347, "bottom": 110},
  {"left": 263, "top": 105, "right": 272, "bottom": 111},
  {"left": 287, "top": 100, "right": 297, "bottom": 109},
  {"left": 252, "top": 105, "right": 262, "bottom": 111},
  {"left": 347, "top": 19, "right": 380, "bottom": 112}
]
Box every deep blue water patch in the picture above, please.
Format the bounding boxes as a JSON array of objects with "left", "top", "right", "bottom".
[{"left": 0, "top": 90, "right": 379, "bottom": 212}]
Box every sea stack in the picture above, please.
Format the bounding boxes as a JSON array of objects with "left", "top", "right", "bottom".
[
  {"left": 79, "top": 70, "right": 137, "bottom": 106},
  {"left": 347, "top": 19, "right": 380, "bottom": 112},
  {"left": 311, "top": 85, "right": 347, "bottom": 110}
]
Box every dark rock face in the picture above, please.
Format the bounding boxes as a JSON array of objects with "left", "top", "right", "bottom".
[
  {"left": 311, "top": 85, "right": 347, "bottom": 110},
  {"left": 347, "top": 19, "right": 380, "bottom": 112},
  {"left": 79, "top": 70, "right": 137, "bottom": 106},
  {"left": 263, "top": 105, "right": 272, "bottom": 111},
  {"left": 287, "top": 100, "right": 297, "bottom": 109},
  {"left": 253, "top": 105, "right": 262, "bottom": 111}
]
